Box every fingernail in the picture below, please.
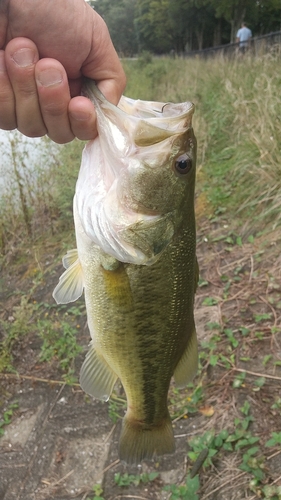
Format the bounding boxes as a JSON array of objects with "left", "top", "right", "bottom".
[
  {"left": 12, "top": 48, "right": 36, "bottom": 67},
  {"left": 37, "top": 68, "right": 63, "bottom": 87}
]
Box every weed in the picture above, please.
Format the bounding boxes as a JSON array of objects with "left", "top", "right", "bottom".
[
  {"left": 240, "top": 400, "right": 251, "bottom": 415},
  {"left": 202, "top": 297, "right": 219, "bottom": 306},
  {"left": 253, "top": 377, "right": 266, "bottom": 390},
  {"left": 263, "top": 354, "right": 273, "bottom": 366},
  {"left": 170, "top": 383, "right": 204, "bottom": 419},
  {"left": 198, "top": 278, "right": 209, "bottom": 287},
  {"left": 254, "top": 313, "right": 272, "bottom": 323},
  {"left": 86, "top": 484, "right": 105, "bottom": 500},
  {"left": 114, "top": 471, "right": 159, "bottom": 487},
  {"left": 38, "top": 319, "right": 82, "bottom": 377},
  {"left": 255, "top": 331, "right": 265, "bottom": 340},
  {"left": 225, "top": 414, "right": 258, "bottom": 450},
  {"left": 188, "top": 431, "right": 220, "bottom": 467},
  {"left": 0, "top": 296, "right": 37, "bottom": 372},
  {"left": 224, "top": 328, "right": 239, "bottom": 348},
  {"left": 271, "top": 398, "right": 281, "bottom": 411},
  {"left": 186, "top": 400, "right": 268, "bottom": 488},
  {"left": 239, "top": 447, "right": 265, "bottom": 481},
  {"left": 0, "top": 401, "right": 19, "bottom": 436},
  {"left": 250, "top": 477, "right": 281, "bottom": 499},
  {"left": 163, "top": 473, "right": 200, "bottom": 500},
  {"left": 232, "top": 371, "right": 246, "bottom": 388},
  {"left": 239, "top": 326, "right": 250, "bottom": 336},
  {"left": 265, "top": 432, "right": 281, "bottom": 447},
  {"left": 108, "top": 393, "right": 127, "bottom": 423}
]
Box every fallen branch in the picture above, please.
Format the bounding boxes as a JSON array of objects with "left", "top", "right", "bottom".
[
  {"left": 232, "top": 367, "right": 281, "bottom": 381},
  {"left": 41, "top": 469, "right": 74, "bottom": 487},
  {"left": 0, "top": 372, "right": 80, "bottom": 387}
]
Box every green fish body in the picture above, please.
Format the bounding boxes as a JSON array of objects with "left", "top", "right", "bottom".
[{"left": 53, "top": 80, "right": 198, "bottom": 464}]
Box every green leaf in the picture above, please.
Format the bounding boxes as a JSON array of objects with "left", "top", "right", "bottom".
[
  {"left": 262, "top": 354, "right": 272, "bottom": 366},
  {"left": 185, "top": 474, "right": 200, "bottom": 499},
  {"left": 209, "top": 354, "right": 219, "bottom": 366},
  {"left": 202, "top": 297, "right": 219, "bottom": 306},
  {"left": 240, "top": 400, "right": 251, "bottom": 415},
  {"left": 188, "top": 451, "right": 199, "bottom": 462},
  {"left": 265, "top": 432, "right": 281, "bottom": 447},
  {"left": 223, "top": 442, "right": 233, "bottom": 451},
  {"left": 245, "top": 446, "right": 260, "bottom": 457},
  {"left": 253, "top": 377, "right": 265, "bottom": 387}
]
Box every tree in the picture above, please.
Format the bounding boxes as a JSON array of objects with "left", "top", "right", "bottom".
[
  {"left": 135, "top": 0, "right": 175, "bottom": 53},
  {"left": 135, "top": 0, "right": 218, "bottom": 53},
  {"left": 252, "top": 0, "right": 281, "bottom": 35},
  {"left": 209, "top": 0, "right": 256, "bottom": 42},
  {"left": 94, "top": 0, "right": 138, "bottom": 56},
  {"left": 89, "top": 0, "right": 281, "bottom": 54}
]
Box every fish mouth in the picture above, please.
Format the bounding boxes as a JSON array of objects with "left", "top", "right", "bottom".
[{"left": 82, "top": 79, "right": 195, "bottom": 150}]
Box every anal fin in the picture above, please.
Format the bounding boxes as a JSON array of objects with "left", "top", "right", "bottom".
[
  {"left": 173, "top": 324, "right": 198, "bottom": 388},
  {"left": 80, "top": 343, "right": 118, "bottom": 401}
]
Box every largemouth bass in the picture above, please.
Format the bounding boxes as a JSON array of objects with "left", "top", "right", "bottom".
[{"left": 53, "top": 79, "right": 198, "bottom": 465}]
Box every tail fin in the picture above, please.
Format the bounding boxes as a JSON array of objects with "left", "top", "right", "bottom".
[{"left": 118, "top": 414, "right": 175, "bottom": 465}]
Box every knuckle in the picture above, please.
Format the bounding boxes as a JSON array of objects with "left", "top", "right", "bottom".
[
  {"left": 16, "top": 82, "right": 38, "bottom": 100},
  {"left": 42, "top": 100, "right": 68, "bottom": 117}
]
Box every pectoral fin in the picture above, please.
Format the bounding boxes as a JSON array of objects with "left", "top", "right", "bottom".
[
  {"left": 173, "top": 325, "right": 198, "bottom": 388},
  {"left": 62, "top": 249, "right": 79, "bottom": 269},
  {"left": 53, "top": 253, "right": 84, "bottom": 304},
  {"left": 80, "top": 343, "right": 118, "bottom": 401}
]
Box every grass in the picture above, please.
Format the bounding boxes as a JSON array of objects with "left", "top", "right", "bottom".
[{"left": 123, "top": 52, "right": 281, "bottom": 235}]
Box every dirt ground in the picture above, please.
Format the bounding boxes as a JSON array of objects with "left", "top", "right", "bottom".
[{"left": 0, "top": 218, "right": 281, "bottom": 500}]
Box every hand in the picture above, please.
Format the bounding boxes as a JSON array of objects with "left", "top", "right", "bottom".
[{"left": 0, "top": 0, "right": 126, "bottom": 143}]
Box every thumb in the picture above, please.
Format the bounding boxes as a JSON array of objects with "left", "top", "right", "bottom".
[{"left": 82, "top": 13, "right": 126, "bottom": 105}]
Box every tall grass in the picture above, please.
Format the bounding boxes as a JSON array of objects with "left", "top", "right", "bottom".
[
  {"left": 0, "top": 135, "right": 83, "bottom": 256},
  {"left": 123, "top": 53, "right": 281, "bottom": 234}
]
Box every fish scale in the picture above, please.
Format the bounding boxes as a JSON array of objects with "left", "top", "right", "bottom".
[{"left": 53, "top": 79, "right": 198, "bottom": 464}]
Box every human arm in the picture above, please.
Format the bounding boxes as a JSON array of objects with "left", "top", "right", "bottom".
[
  {"left": 236, "top": 28, "right": 241, "bottom": 43},
  {"left": 0, "top": 0, "right": 126, "bottom": 143}
]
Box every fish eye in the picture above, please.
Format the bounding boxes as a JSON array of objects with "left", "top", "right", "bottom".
[{"left": 174, "top": 153, "right": 192, "bottom": 175}]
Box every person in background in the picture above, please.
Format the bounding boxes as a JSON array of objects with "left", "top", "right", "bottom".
[
  {"left": 0, "top": 0, "right": 126, "bottom": 143},
  {"left": 236, "top": 22, "right": 252, "bottom": 54}
]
